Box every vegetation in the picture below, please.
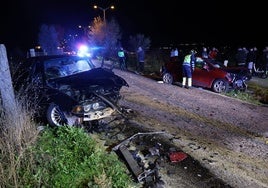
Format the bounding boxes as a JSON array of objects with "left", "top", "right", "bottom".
[
  {"left": 88, "top": 16, "right": 122, "bottom": 58},
  {"left": 232, "top": 81, "right": 268, "bottom": 105},
  {"left": 26, "top": 126, "right": 136, "bottom": 187},
  {"left": 0, "top": 115, "right": 137, "bottom": 187}
]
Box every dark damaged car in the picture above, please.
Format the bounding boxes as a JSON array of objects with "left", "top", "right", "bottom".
[{"left": 13, "top": 55, "right": 129, "bottom": 127}]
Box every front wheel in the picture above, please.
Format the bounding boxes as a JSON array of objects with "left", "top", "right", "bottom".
[
  {"left": 163, "top": 72, "right": 173, "bottom": 84},
  {"left": 46, "top": 103, "right": 68, "bottom": 127},
  {"left": 212, "top": 79, "right": 228, "bottom": 93}
]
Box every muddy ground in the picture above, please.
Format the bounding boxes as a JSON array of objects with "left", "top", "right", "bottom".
[{"left": 101, "top": 68, "right": 268, "bottom": 188}]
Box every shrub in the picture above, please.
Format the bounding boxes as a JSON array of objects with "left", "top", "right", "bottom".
[{"left": 16, "top": 126, "right": 137, "bottom": 187}]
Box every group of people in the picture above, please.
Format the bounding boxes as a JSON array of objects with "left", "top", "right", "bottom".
[
  {"left": 117, "top": 45, "right": 268, "bottom": 90},
  {"left": 117, "top": 46, "right": 145, "bottom": 73},
  {"left": 181, "top": 45, "right": 268, "bottom": 89}
]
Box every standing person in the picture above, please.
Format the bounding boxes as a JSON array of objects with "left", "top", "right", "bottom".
[
  {"left": 262, "top": 46, "right": 268, "bottom": 72},
  {"left": 174, "top": 48, "right": 179, "bottom": 57},
  {"left": 235, "top": 47, "right": 247, "bottom": 67},
  {"left": 247, "top": 47, "right": 257, "bottom": 75},
  {"left": 170, "top": 48, "right": 175, "bottom": 58},
  {"left": 173, "top": 48, "right": 179, "bottom": 61},
  {"left": 208, "top": 47, "right": 218, "bottom": 60},
  {"left": 136, "top": 46, "right": 145, "bottom": 73},
  {"left": 117, "top": 47, "right": 127, "bottom": 70},
  {"left": 170, "top": 48, "right": 179, "bottom": 61},
  {"left": 201, "top": 47, "right": 208, "bottom": 59},
  {"left": 182, "top": 50, "right": 196, "bottom": 89}
]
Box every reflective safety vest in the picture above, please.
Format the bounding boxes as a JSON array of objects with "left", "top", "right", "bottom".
[
  {"left": 183, "top": 54, "right": 191, "bottom": 66},
  {"left": 118, "top": 51, "right": 125, "bottom": 58}
]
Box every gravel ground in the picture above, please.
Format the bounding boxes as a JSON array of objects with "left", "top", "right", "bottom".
[{"left": 110, "top": 68, "right": 268, "bottom": 188}]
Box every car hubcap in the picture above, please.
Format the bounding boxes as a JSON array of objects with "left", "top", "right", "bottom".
[
  {"left": 214, "top": 81, "right": 226, "bottom": 93},
  {"left": 51, "top": 106, "right": 65, "bottom": 126},
  {"left": 163, "top": 73, "right": 172, "bottom": 84}
]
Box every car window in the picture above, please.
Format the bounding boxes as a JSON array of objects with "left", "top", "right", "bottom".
[
  {"left": 44, "top": 58, "right": 93, "bottom": 79},
  {"left": 195, "top": 58, "right": 205, "bottom": 69},
  {"left": 209, "top": 59, "right": 225, "bottom": 68}
]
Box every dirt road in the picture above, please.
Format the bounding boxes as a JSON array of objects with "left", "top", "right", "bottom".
[{"left": 111, "top": 68, "right": 268, "bottom": 188}]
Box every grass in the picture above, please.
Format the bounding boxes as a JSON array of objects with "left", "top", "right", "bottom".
[
  {"left": 24, "top": 126, "right": 136, "bottom": 187},
  {"left": 0, "top": 120, "right": 138, "bottom": 187},
  {"left": 224, "top": 81, "right": 268, "bottom": 105}
]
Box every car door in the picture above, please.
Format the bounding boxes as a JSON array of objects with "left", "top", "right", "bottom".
[{"left": 192, "top": 58, "right": 213, "bottom": 88}]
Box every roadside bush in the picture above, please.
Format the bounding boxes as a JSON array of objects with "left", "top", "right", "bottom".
[{"left": 21, "top": 126, "right": 136, "bottom": 187}]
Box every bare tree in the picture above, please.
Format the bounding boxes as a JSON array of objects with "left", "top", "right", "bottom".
[
  {"left": 88, "top": 16, "right": 122, "bottom": 60},
  {"left": 128, "top": 34, "right": 151, "bottom": 52}
]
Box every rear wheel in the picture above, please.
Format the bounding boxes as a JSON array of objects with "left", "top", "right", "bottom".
[
  {"left": 46, "top": 103, "right": 68, "bottom": 127},
  {"left": 163, "top": 72, "right": 173, "bottom": 84},
  {"left": 212, "top": 79, "right": 228, "bottom": 93}
]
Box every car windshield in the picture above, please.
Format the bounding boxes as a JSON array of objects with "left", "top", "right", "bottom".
[
  {"left": 205, "top": 58, "right": 225, "bottom": 68},
  {"left": 44, "top": 57, "right": 93, "bottom": 79}
]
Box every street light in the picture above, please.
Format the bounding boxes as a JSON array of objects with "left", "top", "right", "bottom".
[{"left": 93, "top": 5, "right": 115, "bottom": 22}]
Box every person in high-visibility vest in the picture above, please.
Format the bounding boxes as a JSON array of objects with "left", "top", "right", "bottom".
[
  {"left": 182, "top": 49, "right": 196, "bottom": 89},
  {"left": 117, "top": 47, "right": 127, "bottom": 70}
]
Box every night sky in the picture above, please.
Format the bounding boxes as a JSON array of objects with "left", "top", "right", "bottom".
[{"left": 1, "top": 0, "right": 267, "bottom": 51}]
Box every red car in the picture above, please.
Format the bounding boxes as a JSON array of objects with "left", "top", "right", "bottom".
[{"left": 160, "top": 57, "right": 250, "bottom": 93}]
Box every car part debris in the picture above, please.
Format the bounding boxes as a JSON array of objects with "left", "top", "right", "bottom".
[
  {"left": 118, "top": 145, "right": 144, "bottom": 181},
  {"left": 112, "top": 131, "right": 165, "bottom": 151},
  {"left": 169, "top": 151, "right": 188, "bottom": 163},
  {"left": 113, "top": 131, "right": 165, "bottom": 183}
]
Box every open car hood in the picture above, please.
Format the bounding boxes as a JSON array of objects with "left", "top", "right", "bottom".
[
  {"left": 48, "top": 67, "right": 129, "bottom": 89},
  {"left": 222, "top": 67, "right": 251, "bottom": 80}
]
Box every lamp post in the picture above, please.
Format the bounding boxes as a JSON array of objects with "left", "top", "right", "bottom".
[{"left": 93, "top": 5, "right": 114, "bottom": 22}]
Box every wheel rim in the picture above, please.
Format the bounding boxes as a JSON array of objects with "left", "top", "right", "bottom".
[
  {"left": 213, "top": 80, "right": 226, "bottom": 93},
  {"left": 51, "top": 106, "right": 66, "bottom": 126},
  {"left": 163, "top": 73, "right": 173, "bottom": 84}
]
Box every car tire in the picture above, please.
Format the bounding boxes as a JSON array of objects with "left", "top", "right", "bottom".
[
  {"left": 163, "top": 72, "right": 173, "bottom": 84},
  {"left": 46, "top": 103, "right": 68, "bottom": 127},
  {"left": 212, "top": 79, "right": 228, "bottom": 93}
]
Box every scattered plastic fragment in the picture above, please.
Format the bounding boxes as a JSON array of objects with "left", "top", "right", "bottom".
[{"left": 169, "top": 152, "right": 188, "bottom": 162}]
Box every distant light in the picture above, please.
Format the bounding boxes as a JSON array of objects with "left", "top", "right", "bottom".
[
  {"left": 35, "top": 45, "right": 41, "bottom": 49},
  {"left": 77, "top": 44, "right": 91, "bottom": 57},
  {"left": 79, "top": 45, "right": 88, "bottom": 52}
]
